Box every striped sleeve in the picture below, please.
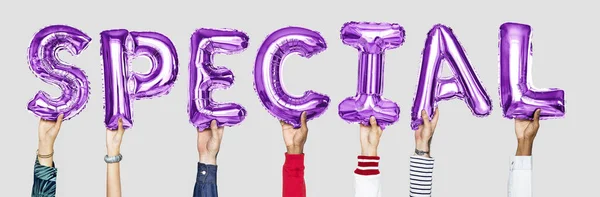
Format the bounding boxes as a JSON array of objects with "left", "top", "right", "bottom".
[
  {"left": 354, "top": 156, "right": 381, "bottom": 197},
  {"left": 355, "top": 156, "right": 380, "bottom": 175},
  {"left": 410, "top": 156, "right": 434, "bottom": 197}
]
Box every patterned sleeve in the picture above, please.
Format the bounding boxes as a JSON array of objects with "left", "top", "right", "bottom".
[{"left": 32, "top": 158, "right": 57, "bottom": 197}]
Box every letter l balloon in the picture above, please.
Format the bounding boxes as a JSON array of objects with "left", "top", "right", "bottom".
[{"left": 499, "top": 22, "right": 565, "bottom": 119}]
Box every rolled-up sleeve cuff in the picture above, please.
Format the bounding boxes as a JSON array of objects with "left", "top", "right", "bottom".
[
  {"left": 355, "top": 155, "right": 380, "bottom": 176},
  {"left": 197, "top": 162, "right": 218, "bottom": 183},
  {"left": 34, "top": 159, "right": 57, "bottom": 181},
  {"left": 511, "top": 156, "right": 532, "bottom": 170}
]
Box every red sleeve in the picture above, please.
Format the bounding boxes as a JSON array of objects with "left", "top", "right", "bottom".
[{"left": 283, "top": 153, "right": 306, "bottom": 197}]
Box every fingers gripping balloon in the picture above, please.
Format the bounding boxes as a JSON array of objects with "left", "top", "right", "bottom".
[
  {"left": 27, "top": 25, "right": 92, "bottom": 121},
  {"left": 189, "top": 28, "right": 249, "bottom": 130},
  {"left": 254, "top": 27, "right": 330, "bottom": 128},
  {"left": 499, "top": 23, "right": 565, "bottom": 120},
  {"left": 101, "top": 30, "right": 179, "bottom": 130},
  {"left": 410, "top": 24, "right": 492, "bottom": 130},
  {"left": 338, "top": 22, "right": 403, "bottom": 128}
]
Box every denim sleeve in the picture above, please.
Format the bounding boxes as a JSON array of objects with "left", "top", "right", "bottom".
[
  {"left": 32, "top": 158, "right": 57, "bottom": 197},
  {"left": 193, "top": 162, "right": 218, "bottom": 197}
]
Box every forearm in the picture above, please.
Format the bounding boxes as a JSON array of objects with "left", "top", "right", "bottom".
[
  {"left": 193, "top": 163, "right": 218, "bottom": 197},
  {"left": 283, "top": 153, "right": 306, "bottom": 197},
  {"left": 32, "top": 158, "right": 57, "bottom": 197},
  {"left": 411, "top": 137, "right": 434, "bottom": 196},
  {"left": 354, "top": 156, "right": 381, "bottom": 197},
  {"left": 37, "top": 143, "right": 54, "bottom": 167},
  {"left": 106, "top": 163, "right": 121, "bottom": 197},
  {"left": 409, "top": 156, "right": 434, "bottom": 196},
  {"left": 516, "top": 139, "right": 533, "bottom": 156},
  {"left": 508, "top": 156, "right": 532, "bottom": 197}
]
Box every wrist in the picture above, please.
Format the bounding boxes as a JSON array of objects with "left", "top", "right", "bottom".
[
  {"left": 38, "top": 145, "right": 54, "bottom": 155},
  {"left": 199, "top": 155, "right": 217, "bottom": 165},
  {"left": 361, "top": 147, "right": 378, "bottom": 156},
  {"left": 286, "top": 145, "right": 304, "bottom": 154},
  {"left": 107, "top": 149, "right": 120, "bottom": 157},
  {"left": 415, "top": 140, "right": 431, "bottom": 152},
  {"left": 516, "top": 143, "right": 533, "bottom": 156}
]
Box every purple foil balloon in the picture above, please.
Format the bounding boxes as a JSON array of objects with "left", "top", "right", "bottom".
[
  {"left": 254, "top": 27, "right": 330, "bottom": 128},
  {"left": 411, "top": 24, "right": 492, "bottom": 130},
  {"left": 101, "top": 30, "right": 179, "bottom": 130},
  {"left": 499, "top": 23, "right": 565, "bottom": 120},
  {"left": 338, "top": 22, "right": 403, "bottom": 128},
  {"left": 27, "top": 25, "right": 91, "bottom": 121},
  {"left": 189, "top": 28, "right": 249, "bottom": 130}
]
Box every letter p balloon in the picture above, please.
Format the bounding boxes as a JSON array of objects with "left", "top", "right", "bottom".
[{"left": 101, "top": 30, "right": 179, "bottom": 130}]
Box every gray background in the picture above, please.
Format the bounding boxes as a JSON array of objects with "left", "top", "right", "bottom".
[{"left": 0, "top": 0, "right": 597, "bottom": 196}]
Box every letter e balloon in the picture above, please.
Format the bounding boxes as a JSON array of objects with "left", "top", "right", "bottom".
[{"left": 189, "top": 28, "right": 249, "bottom": 130}]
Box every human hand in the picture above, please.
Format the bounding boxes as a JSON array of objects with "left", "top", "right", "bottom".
[
  {"left": 281, "top": 112, "right": 308, "bottom": 154},
  {"left": 197, "top": 120, "right": 224, "bottom": 165},
  {"left": 106, "top": 118, "right": 125, "bottom": 157},
  {"left": 515, "top": 109, "right": 541, "bottom": 156},
  {"left": 359, "top": 117, "right": 383, "bottom": 156},
  {"left": 38, "top": 114, "right": 64, "bottom": 166},
  {"left": 414, "top": 108, "right": 440, "bottom": 158}
]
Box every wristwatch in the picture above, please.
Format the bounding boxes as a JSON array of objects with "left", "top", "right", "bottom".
[
  {"left": 414, "top": 149, "right": 429, "bottom": 156},
  {"left": 104, "top": 154, "right": 123, "bottom": 163}
]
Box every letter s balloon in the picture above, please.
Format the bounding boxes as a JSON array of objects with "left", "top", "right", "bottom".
[
  {"left": 27, "top": 25, "right": 92, "bottom": 121},
  {"left": 254, "top": 27, "right": 330, "bottom": 128}
]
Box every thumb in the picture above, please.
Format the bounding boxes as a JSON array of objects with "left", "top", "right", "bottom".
[
  {"left": 532, "top": 109, "right": 541, "bottom": 125},
  {"left": 49, "top": 114, "right": 65, "bottom": 135},
  {"left": 210, "top": 120, "right": 218, "bottom": 131},
  {"left": 54, "top": 114, "right": 65, "bottom": 131},
  {"left": 421, "top": 109, "right": 431, "bottom": 128},
  {"left": 369, "top": 116, "right": 378, "bottom": 130},
  {"left": 116, "top": 118, "right": 125, "bottom": 138},
  {"left": 300, "top": 111, "right": 308, "bottom": 129}
]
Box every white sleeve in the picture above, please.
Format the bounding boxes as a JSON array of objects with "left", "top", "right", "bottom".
[
  {"left": 354, "top": 156, "right": 382, "bottom": 197},
  {"left": 410, "top": 156, "right": 434, "bottom": 197},
  {"left": 508, "top": 156, "right": 532, "bottom": 197},
  {"left": 355, "top": 174, "right": 382, "bottom": 197}
]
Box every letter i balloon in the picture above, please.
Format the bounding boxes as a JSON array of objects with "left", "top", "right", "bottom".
[
  {"left": 338, "top": 22, "right": 403, "bottom": 128},
  {"left": 27, "top": 25, "right": 92, "bottom": 121},
  {"left": 100, "top": 30, "right": 179, "bottom": 130}
]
